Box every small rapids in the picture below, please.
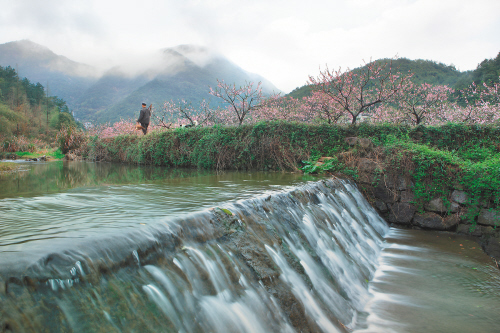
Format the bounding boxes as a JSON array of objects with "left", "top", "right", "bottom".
[
  {"left": 1, "top": 174, "right": 499, "bottom": 332},
  {"left": 0, "top": 178, "right": 388, "bottom": 332}
]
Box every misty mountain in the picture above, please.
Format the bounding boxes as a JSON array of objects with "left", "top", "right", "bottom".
[
  {"left": 0, "top": 40, "right": 99, "bottom": 107},
  {"left": 85, "top": 45, "right": 281, "bottom": 123},
  {"left": 0, "top": 40, "right": 280, "bottom": 124}
]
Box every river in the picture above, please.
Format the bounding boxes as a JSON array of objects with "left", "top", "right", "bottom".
[{"left": 0, "top": 161, "right": 499, "bottom": 332}]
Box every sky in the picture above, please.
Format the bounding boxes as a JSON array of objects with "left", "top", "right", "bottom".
[{"left": 0, "top": 0, "right": 499, "bottom": 93}]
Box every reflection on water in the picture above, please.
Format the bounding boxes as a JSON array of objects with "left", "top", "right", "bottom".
[
  {"left": 0, "top": 161, "right": 316, "bottom": 199},
  {"left": 1, "top": 162, "right": 499, "bottom": 333},
  {"left": 0, "top": 161, "right": 317, "bottom": 269}
]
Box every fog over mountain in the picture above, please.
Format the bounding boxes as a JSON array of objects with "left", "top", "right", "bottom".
[
  {"left": 0, "top": 40, "right": 280, "bottom": 124},
  {"left": 0, "top": 40, "right": 99, "bottom": 107}
]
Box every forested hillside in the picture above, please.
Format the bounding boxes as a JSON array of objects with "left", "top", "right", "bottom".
[
  {"left": 0, "top": 40, "right": 98, "bottom": 108},
  {"left": 0, "top": 65, "right": 78, "bottom": 144},
  {"left": 468, "top": 51, "right": 500, "bottom": 87},
  {"left": 286, "top": 55, "right": 500, "bottom": 99}
]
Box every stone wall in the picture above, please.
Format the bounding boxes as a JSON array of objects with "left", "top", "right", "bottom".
[{"left": 342, "top": 137, "right": 500, "bottom": 261}]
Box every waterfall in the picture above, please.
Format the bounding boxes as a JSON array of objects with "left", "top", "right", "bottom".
[{"left": 0, "top": 178, "right": 389, "bottom": 332}]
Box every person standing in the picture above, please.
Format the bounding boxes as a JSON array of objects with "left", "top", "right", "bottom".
[{"left": 137, "top": 103, "right": 152, "bottom": 135}]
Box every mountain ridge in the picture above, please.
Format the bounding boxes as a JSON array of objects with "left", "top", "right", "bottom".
[
  {"left": 287, "top": 57, "right": 475, "bottom": 99},
  {"left": 0, "top": 40, "right": 280, "bottom": 124}
]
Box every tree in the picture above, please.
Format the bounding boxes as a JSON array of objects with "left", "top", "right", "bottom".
[
  {"left": 472, "top": 51, "right": 500, "bottom": 86},
  {"left": 209, "top": 80, "right": 276, "bottom": 126},
  {"left": 397, "top": 83, "right": 454, "bottom": 125},
  {"left": 253, "top": 96, "right": 307, "bottom": 123},
  {"left": 453, "top": 78, "right": 500, "bottom": 124},
  {"left": 308, "top": 58, "right": 413, "bottom": 124},
  {"left": 156, "top": 99, "right": 215, "bottom": 128},
  {"left": 303, "top": 91, "right": 345, "bottom": 124}
]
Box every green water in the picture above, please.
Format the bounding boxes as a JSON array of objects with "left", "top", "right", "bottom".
[
  {"left": 0, "top": 161, "right": 317, "bottom": 272},
  {"left": 1, "top": 161, "right": 499, "bottom": 333}
]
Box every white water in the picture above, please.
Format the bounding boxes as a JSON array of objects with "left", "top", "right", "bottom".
[
  {"left": 2, "top": 177, "right": 499, "bottom": 332},
  {"left": 132, "top": 179, "right": 389, "bottom": 332}
]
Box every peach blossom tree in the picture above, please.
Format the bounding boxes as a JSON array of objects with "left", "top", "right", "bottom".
[
  {"left": 209, "top": 80, "right": 279, "bottom": 126},
  {"left": 308, "top": 58, "right": 413, "bottom": 124}
]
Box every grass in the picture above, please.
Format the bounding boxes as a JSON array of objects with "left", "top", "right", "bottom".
[{"left": 14, "top": 148, "right": 65, "bottom": 160}]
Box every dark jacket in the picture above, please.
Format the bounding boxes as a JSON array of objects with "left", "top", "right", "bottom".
[{"left": 137, "top": 106, "right": 151, "bottom": 125}]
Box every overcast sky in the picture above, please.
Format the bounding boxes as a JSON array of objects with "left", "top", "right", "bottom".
[{"left": 0, "top": 0, "right": 499, "bottom": 92}]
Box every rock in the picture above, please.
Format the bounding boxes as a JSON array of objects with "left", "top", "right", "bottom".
[
  {"left": 357, "top": 138, "right": 374, "bottom": 149},
  {"left": 345, "top": 137, "right": 358, "bottom": 146},
  {"left": 425, "top": 197, "right": 445, "bottom": 212},
  {"left": 372, "top": 183, "right": 399, "bottom": 204},
  {"left": 457, "top": 224, "right": 481, "bottom": 236},
  {"left": 388, "top": 203, "right": 415, "bottom": 224},
  {"left": 396, "top": 176, "right": 410, "bottom": 191},
  {"left": 424, "top": 197, "right": 459, "bottom": 213},
  {"left": 344, "top": 137, "right": 374, "bottom": 149},
  {"left": 358, "top": 173, "right": 375, "bottom": 184},
  {"left": 457, "top": 224, "right": 494, "bottom": 237},
  {"left": 413, "top": 212, "right": 447, "bottom": 230},
  {"left": 374, "top": 200, "right": 388, "bottom": 213},
  {"left": 442, "top": 215, "right": 460, "bottom": 229},
  {"left": 482, "top": 235, "right": 500, "bottom": 260},
  {"left": 478, "top": 209, "right": 500, "bottom": 227},
  {"left": 39, "top": 155, "right": 47, "bottom": 161},
  {"left": 358, "top": 158, "right": 379, "bottom": 174},
  {"left": 384, "top": 175, "right": 410, "bottom": 190},
  {"left": 450, "top": 202, "right": 460, "bottom": 213},
  {"left": 451, "top": 190, "right": 468, "bottom": 204},
  {"left": 400, "top": 190, "right": 415, "bottom": 203}
]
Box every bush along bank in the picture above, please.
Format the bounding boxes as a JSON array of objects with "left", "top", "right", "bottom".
[
  {"left": 72, "top": 122, "right": 500, "bottom": 260},
  {"left": 73, "top": 122, "right": 366, "bottom": 169}
]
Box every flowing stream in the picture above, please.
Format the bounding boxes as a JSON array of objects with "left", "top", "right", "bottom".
[{"left": 0, "top": 161, "right": 499, "bottom": 332}]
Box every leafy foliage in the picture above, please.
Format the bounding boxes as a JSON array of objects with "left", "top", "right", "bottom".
[
  {"left": 0, "top": 65, "right": 78, "bottom": 150},
  {"left": 471, "top": 51, "right": 500, "bottom": 86},
  {"left": 300, "top": 156, "right": 347, "bottom": 175},
  {"left": 379, "top": 129, "right": 500, "bottom": 224}
]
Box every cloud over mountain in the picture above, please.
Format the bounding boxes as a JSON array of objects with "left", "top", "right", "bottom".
[{"left": 0, "top": 40, "right": 280, "bottom": 123}]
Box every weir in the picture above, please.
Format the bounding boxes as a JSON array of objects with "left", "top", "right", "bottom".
[{"left": 0, "top": 178, "right": 390, "bottom": 332}]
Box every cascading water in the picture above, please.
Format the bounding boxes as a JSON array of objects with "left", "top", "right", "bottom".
[{"left": 1, "top": 178, "right": 390, "bottom": 332}]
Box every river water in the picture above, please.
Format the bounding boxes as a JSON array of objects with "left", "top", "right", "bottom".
[{"left": 0, "top": 161, "right": 499, "bottom": 332}]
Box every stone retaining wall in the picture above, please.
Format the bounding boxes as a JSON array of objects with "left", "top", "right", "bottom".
[
  {"left": 342, "top": 137, "right": 500, "bottom": 261},
  {"left": 356, "top": 161, "right": 500, "bottom": 260}
]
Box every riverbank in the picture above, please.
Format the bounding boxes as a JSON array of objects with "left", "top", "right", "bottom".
[
  {"left": 0, "top": 149, "right": 65, "bottom": 161},
  {"left": 68, "top": 122, "right": 500, "bottom": 261}
]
